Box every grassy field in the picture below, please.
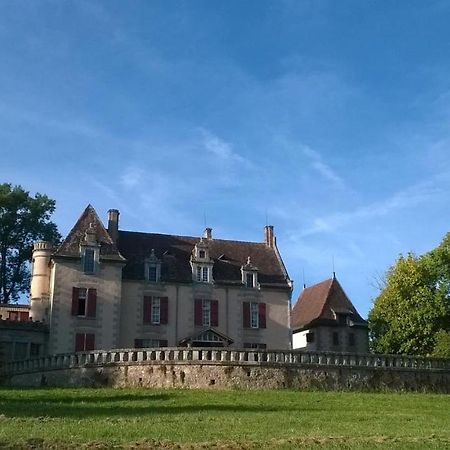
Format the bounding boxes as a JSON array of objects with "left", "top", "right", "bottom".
[{"left": 0, "top": 388, "right": 449, "bottom": 449}]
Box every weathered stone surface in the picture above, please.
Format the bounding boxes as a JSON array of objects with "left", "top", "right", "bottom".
[{"left": 4, "top": 348, "right": 450, "bottom": 392}]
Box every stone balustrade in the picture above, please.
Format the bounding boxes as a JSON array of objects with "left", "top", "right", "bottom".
[{"left": 4, "top": 347, "right": 450, "bottom": 376}]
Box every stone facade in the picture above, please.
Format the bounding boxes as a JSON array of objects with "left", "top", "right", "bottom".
[{"left": 27, "top": 205, "right": 292, "bottom": 355}]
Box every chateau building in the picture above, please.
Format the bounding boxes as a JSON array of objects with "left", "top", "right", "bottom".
[
  {"left": 25, "top": 205, "right": 293, "bottom": 355},
  {"left": 291, "top": 276, "right": 369, "bottom": 353}
]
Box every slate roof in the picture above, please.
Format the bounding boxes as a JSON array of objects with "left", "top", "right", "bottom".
[
  {"left": 291, "top": 277, "right": 367, "bottom": 331},
  {"left": 54, "top": 205, "right": 291, "bottom": 289},
  {"left": 54, "top": 205, "right": 125, "bottom": 261},
  {"left": 118, "top": 231, "right": 291, "bottom": 288}
]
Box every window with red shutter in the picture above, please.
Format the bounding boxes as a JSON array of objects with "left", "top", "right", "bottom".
[
  {"left": 258, "top": 303, "right": 266, "bottom": 328},
  {"left": 85, "top": 333, "right": 95, "bottom": 351},
  {"left": 71, "top": 287, "right": 80, "bottom": 316},
  {"left": 210, "top": 300, "right": 219, "bottom": 327},
  {"left": 143, "top": 296, "right": 152, "bottom": 323},
  {"left": 87, "top": 289, "right": 97, "bottom": 318},
  {"left": 243, "top": 302, "right": 250, "bottom": 328},
  {"left": 75, "top": 333, "right": 85, "bottom": 352},
  {"left": 194, "top": 299, "right": 203, "bottom": 326},
  {"left": 160, "top": 297, "right": 168, "bottom": 324}
]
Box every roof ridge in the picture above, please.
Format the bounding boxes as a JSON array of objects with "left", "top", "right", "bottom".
[
  {"left": 119, "top": 229, "right": 268, "bottom": 246},
  {"left": 317, "top": 277, "right": 335, "bottom": 318}
]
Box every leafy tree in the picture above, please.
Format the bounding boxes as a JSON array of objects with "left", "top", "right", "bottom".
[
  {"left": 0, "top": 183, "right": 61, "bottom": 303},
  {"left": 432, "top": 330, "right": 450, "bottom": 358},
  {"left": 369, "top": 236, "right": 450, "bottom": 356}
]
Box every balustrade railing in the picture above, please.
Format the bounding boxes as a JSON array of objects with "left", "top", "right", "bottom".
[{"left": 4, "top": 348, "right": 450, "bottom": 375}]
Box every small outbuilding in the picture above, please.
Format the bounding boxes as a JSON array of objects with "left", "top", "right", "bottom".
[{"left": 291, "top": 276, "right": 368, "bottom": 353}]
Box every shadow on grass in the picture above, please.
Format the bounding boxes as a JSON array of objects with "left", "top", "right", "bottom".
[{"left": 0, "top": 391, "right": 311, "bottom": 419}]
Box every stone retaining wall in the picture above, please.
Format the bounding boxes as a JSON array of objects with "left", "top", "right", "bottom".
[{"left": 4, "top": 348, "right": 450, "bottom": 392}]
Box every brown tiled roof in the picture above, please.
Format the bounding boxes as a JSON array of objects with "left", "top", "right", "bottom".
[
  {"left": 118, "top": 231, "right": 291, "bottom": 288},
  {"left": 291, "top": 277, "right": 366, "bottom": 331},
  {"left": 54, "top": 205, "right": 125, "bottom": 261}
]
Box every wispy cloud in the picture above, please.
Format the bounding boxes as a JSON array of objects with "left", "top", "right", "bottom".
[
  {"left": 301, "top": 180, "right": 442, "bottom": 237},
  {"left": 199, "top": 128, "right": 253, "bottom": 168},
  {"left": 300, "top": 144, "right": 346, "bottom": 189},
  {"left": 120, "top": 165, "right": 144, "bottom": 190}
]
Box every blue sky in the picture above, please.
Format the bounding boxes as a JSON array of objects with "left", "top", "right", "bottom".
[{"left": 1, "top": 1, "right": 450, "bottom": 316}]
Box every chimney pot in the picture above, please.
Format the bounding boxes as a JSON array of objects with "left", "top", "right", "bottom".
[{"left": 204, "top": 227, "right": 212, "bottom": 240}]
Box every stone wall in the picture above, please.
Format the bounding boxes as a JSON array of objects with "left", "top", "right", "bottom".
[{"left": 4, "top": 348, "right": 450, "bottom": 393}]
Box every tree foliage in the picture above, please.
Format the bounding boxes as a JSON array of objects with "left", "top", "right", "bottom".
[
  {"left": 0, "top": 183, "right": 61, "bottom": 303},
  {"left": 369, "top": 235, "right": 450, "bottom": 356}
]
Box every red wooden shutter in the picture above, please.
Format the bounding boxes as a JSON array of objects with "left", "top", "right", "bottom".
[
  {"left": 85, "top": 333, "right": 95, "bottom": 351},
  {"left": 75, "top": 333, "right": 84, "bottom": 352},
  {"left": 194, "top": 299, "right": 203, "bottom": 326},
  {"left": 87, "top": 289, "right": 97, "bottom": 318},
  {"left": 143, "top": 296, "right": 152, "bottom": 323},
  {"left": 134, "top": 339, "right": 143, "bottom": 348},
  {"left": 71, "top": 287, "right": 79, "bottom": 316},
  {"left": 19, "top": 311, "right": 29, "bottom": 321},
  {"left": 258, "top": 303, "right": 266, "bottom": 328},
  {"left": 160, "top": 297, "right": 168, "bottom": 324},
  {"left": 243, "top": 302, "right": 250, "bottom": 328},
  {"left": 211, "top": 300, "right": 219, "bottom": 327},
  {"left": 159, "top": 339, "right": 168, "bottom": 347}
]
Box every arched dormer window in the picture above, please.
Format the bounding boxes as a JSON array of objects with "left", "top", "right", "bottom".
[
  {"left": 191, "top": 238, "right": 214, "bottom": 284},
  {"left": 145, "top": 249, "right": 161, "bottom": 283},
  {"left": 241, "top": 256, "right": 259, "bottom": 289}
]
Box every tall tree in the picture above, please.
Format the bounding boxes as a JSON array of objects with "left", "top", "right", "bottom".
[
  {"left": 369, "top": 237, "right": 450, "bottom": 356},
  {"left": 0, "top": 183, "right": 61, "bottom": 303}
]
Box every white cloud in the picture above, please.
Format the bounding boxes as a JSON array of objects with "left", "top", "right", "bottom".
[
  {"left": 300, "top": 144, "right": 346, "bottom": 189},
  {"left": 300, "top": 180, "right": 442, "bottom": 237},
  {"left": 199, "top": 128, "right": 253, "bottom": 168}
]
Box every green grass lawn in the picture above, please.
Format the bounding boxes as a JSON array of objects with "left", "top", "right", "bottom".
[{"left": 0, "top": 388, "right": 449, "bottom": 449}]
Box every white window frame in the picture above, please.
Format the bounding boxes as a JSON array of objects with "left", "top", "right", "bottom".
[
  {"left": 148, "top": 264, "right": 160, "bottom": 283},
  {"left": 151, "top": 297, "right": 161, "bottom": 324},
  {"left": 250, "top": 302, "right": 259, "bottom": 329},
  {"left": 82, "top": 248, "right": 98, "bottom": 274},
  {"left": 202, "top": 299, "right": 211, "bottom": 326},
  {"left": 196, "top": 265, "right": 210, "bottom": 283}
]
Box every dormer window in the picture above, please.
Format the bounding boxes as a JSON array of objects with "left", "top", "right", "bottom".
[
  {"left": 191, "top": 237, "right": 214, "bottom": 284},
  {"left": 241, "top": 256, "right": 258, "bottom": 289},
  {"left": 145, "top": 249, "right": 161, "bottom": 283},
  {"left": 197, "top": 266, "right": 209, "bottom": 283},
  {"left": 83, "top": 249, "right": 95, "bottom": 273},
  {"left": 246, "top": 272, "right": 255, "bottom": 288}
]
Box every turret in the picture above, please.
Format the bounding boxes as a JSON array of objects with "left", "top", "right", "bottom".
[{"left": 30, "top": 241, "right": 53, "bottom": 321}]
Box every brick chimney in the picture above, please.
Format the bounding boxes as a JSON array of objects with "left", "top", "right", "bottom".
[
  {"left": 204, "top": 227, "right": 212, "bottom": 240},
  {"left": 107, "top": 209, "right": 119, "bottom": 243},
  {"left": 264, "top": 225, "right": 275, "bottom": 247}
]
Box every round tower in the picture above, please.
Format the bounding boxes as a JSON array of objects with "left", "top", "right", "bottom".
[{"left": 30, "top": 241, "right": 53, "bottom": 321}]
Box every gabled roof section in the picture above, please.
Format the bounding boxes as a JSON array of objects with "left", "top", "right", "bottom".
[
  {"left": 291, "top": 277, "right": 366, "bottom": 331},
  {"left": 54, "top": 205, "right": 125, "bottom": 261},
  {"left": 118, "top": 231, "right": 291, "bottom": 288},
  {"left": 178, "top": 328, "right": 234, "bottom": 346}
]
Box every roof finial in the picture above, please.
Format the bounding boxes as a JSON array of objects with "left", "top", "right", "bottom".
[
  {"left": 302, "top": 268, "right": 306, "bottom": 289},
  {"left": 332, "top": 255, "right": 336, "bottom": 279}
]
